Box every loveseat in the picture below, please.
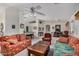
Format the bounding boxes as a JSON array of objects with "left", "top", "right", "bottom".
[{"left": 1, "top": 34, "right": 31, "bottom": 56}]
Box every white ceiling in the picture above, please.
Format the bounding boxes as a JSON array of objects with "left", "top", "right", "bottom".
[{"left": 0, "top": 3, "right": 79, "bottom": 21}]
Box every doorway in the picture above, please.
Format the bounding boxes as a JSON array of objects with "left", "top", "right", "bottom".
[
  {"left": 46, "top": 25, "right": 50, "bottom": 33},
  {"left": 26, "top": 26, "right": 29, "bottom": 32},
  {"left": 55, "top": 25, "right": 61, "bottom": 32},
  {"left": 54, "top": 25, "right": 62, "bottom": 37}
]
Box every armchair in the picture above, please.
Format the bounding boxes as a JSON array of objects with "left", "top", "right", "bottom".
[
  {"left": 62, "top": 31, "right": 69, "bottom": 37},
  {"left": 42, "top": 33, "right": 51, "bottom": 45}
]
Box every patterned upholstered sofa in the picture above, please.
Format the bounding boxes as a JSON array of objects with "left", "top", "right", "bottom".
[
  {"left": 54, "top": 36, "right": 79, "bottom": 56},
  {"left": 1, "top": 34, "right": 31, "bottom": 56}
]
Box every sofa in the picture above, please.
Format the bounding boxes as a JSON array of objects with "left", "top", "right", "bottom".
[
  {"left": 54, "top": 36, "right": 79, "bottom": 56},
  {"left": 0, "top": 36, "right": 3, "bottom": 53},
  {"left": 1, "top": 34, "right": 31, "bottom": 56}
]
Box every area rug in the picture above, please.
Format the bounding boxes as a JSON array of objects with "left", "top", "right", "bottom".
[{"left": 54, "top": 41, "right": 74, "bottom": 56}]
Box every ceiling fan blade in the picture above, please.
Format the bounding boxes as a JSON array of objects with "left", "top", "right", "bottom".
[
  {"left": 35, "top": 5, "right": 41, "bottom": 10},
  {"left": 35, "top": 11, "right": 45, "bottom": 16},
  {"left": 24, "top": 9, "right": 31, "bottom": 12}
]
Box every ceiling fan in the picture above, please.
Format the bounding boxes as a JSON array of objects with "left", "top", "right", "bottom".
[{"left": 24, "top": 5, "right": 46, "bottom": 16}]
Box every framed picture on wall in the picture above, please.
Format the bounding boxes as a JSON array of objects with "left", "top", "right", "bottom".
[
  {"left": 33, "top": 26, "right": 37, "bottom": 30},
  {"left": 39, "top": 27, "right": 41, "bottom": 31},
  {"left": 20, "top": 23, "right": 24, "bottom": 29},
  {"left": 55, "top": 25, "right": 61, "bottom": 31},
  {"left": 55, "top": 25, "right": 61, "bottom": 29},
  {"left": 0, "top": 23, "right": 4, "bottom": 30},
  {"left": 42, "top": 27, "right": 44, "bottom": 31},
  {"left": 12, "top": 25, "right": 15, "bottom": 29},
  {"left": 0, "top": 23, "right": 4, "bottom": 36},
  {"left": 52, "top": 26, "right": 54, "bottom": 29}
]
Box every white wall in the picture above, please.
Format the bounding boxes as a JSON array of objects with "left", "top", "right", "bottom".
[
  {"left": 7, "top": 3, "right": 79, "bottom": 36},
  {"left": 69, "top": 20, "right": 79, "bottom": 38},
  {"left": 69, "top": 5, "right": 79, "bottom": 38},
  {"left": 5, "top": 7, "right": 19, "bottom": 35}
]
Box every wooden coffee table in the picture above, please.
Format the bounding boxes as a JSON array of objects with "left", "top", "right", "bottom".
[{"left": 27, "top": 41, "right": 50, "bottom": 56}]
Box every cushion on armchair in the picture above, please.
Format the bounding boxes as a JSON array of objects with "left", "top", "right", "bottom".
[
  {"left": 58, "top": 37, "right": 69, "bottom": 43},
  {"left": 45, "top": 33, "right": 51, "bottom": 38},
  {"left": 42, "top": 33, "right": 51, "bottom": 41}
]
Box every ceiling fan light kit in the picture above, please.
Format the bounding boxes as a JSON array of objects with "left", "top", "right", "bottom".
[{"left": 24, "top": 5, "right": 45, "bottom": 17}]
